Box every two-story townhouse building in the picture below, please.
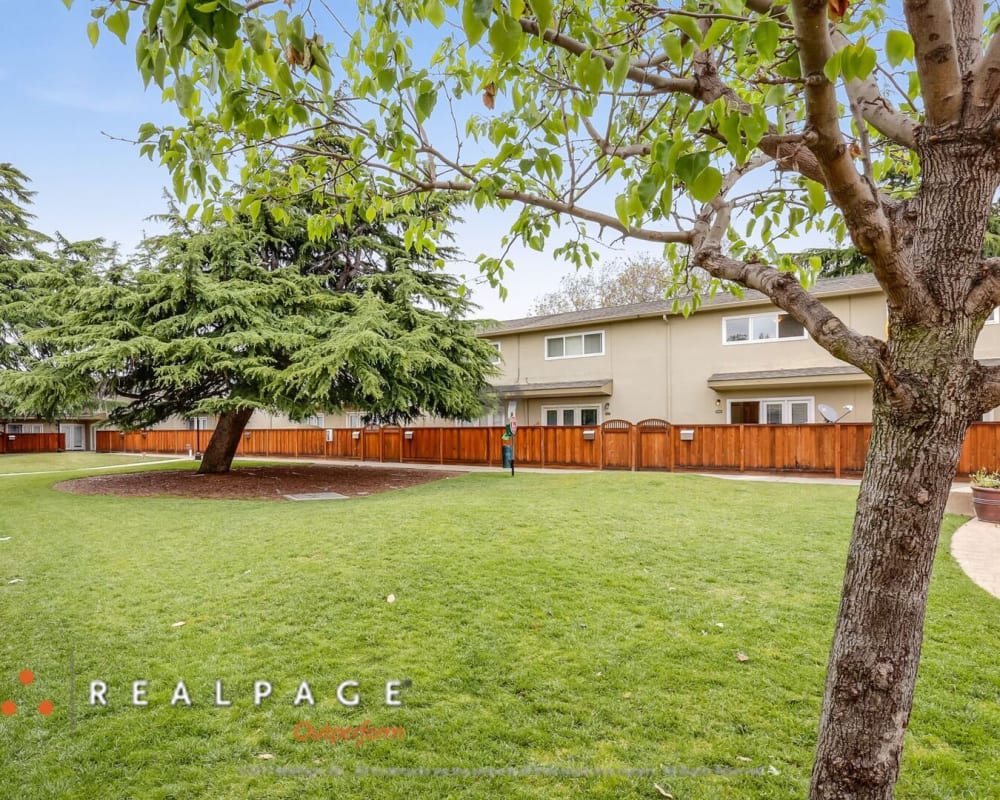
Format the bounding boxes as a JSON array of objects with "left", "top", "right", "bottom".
[{"left": 480, "top": 273, "right": 1000, "bottom": 426}]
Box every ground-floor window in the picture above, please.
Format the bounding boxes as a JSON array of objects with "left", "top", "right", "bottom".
[
  {"left": 6, "top": 423, "right": 43, "bottom": 433},
  {"left": 542, "top": 405, "right": 601, "bottom": 426},
  {"left": 728, "top": 397, "right": 813, "bottom": 424}
]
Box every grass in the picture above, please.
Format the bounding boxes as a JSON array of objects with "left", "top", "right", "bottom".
[
  {"left": 0, "top": 452, "right": 178, "bottom": 474},
  {"left": 0, "top": 465, "right": 997, "bottom": 799}
]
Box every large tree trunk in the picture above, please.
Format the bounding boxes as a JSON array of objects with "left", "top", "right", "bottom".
[
  {"left": 809, "top": 401, "right": 970, "bottom": 798},
  {"left": 197, "top": 408, "right": 255, "bottom": 475},
  {"left": 809, "top": 138, "right": 993, "bottom": 798}
]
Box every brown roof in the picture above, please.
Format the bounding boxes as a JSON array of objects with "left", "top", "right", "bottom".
[{"left": 483, "top": 273, "right": 881, "bottom": 335}]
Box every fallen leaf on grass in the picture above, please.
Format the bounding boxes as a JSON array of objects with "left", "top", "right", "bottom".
[
  {"left": 171, "top": 621, "right": 186, "bottom": 628},
  {"left": 0, "top": 537, "right": 11, "bottom": 542},
  {"left": 736, "top": 756, "right": 751, "bottom": 762},
  {"left": 654, "top": 785, "right": 674, "bottom": 798},
  {"left": 8, "top": 578, "right": 24, "bottom": 584},
  {"left": 736, "top": 652, "right": 750, "bottom": 662},
  {"left": 257, "top": 753, "right": 275, "bottom": 760}
]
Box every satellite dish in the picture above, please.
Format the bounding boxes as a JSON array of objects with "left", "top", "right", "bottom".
[{"left": 818, "top": 404, "right": 839, "bottom": 423}]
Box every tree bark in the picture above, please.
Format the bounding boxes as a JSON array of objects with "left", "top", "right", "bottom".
[
  {"left": 809, "top": 398, "right": 970, "bottom": 798},
  {"left": 197, "top": 407, "right": 255, "bottom": 475},
  {"left": 809, "top": 136, "right": 997, "bottom": 798}
]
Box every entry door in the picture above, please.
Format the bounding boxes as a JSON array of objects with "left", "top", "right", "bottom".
[{"left": 64, "top": 424, "right": 85, "bottom": 450}]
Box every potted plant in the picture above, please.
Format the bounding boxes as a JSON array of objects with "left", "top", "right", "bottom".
[{"left": 970, "top": 468, "right": 1000, "bottom": 522}]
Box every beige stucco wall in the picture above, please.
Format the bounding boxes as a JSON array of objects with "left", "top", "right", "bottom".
[
  {"left": 490, "top": 317, "right": 670, "bottom": 423},
  {"left": 667, "top": 290, "right": 886, "bottom": 423}
]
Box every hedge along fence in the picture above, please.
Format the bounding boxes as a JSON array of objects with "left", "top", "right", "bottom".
[
  {"left": 93, "top": 420, "right": 1000, "bottom": 477},
  {"left": 0, "top": 432, "right": 64, "bottom": 454}
]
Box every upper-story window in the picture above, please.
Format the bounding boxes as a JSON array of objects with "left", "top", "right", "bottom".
[
  {"left": 489, "top": 341, "right": 502, "bottom": 364},
  {"left": 723, "top": 312, "right": 806, "bottom": 344},
  {"left": 545, "top": 331, "right": 604, "bottom": 359},
  {"left": 987, "top": 308, "right": 999, "bottom": 324}
]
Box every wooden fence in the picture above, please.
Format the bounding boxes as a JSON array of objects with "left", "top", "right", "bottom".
[
  {"left": 0, "top": 433, "right": 64, "bottom": 454},
  {"left": 93, "top": 420, "right": 1000, "bottom": 477}
]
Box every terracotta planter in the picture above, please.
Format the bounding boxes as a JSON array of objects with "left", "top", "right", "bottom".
[{"left": 971, "top": 485, "right": 1000, "bottom": 522}]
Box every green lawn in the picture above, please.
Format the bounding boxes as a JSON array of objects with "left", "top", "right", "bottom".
[
  {"left": 0, "top": 466, "right": 997, "bottom": 799},
  {"left": 0, "top": 451, "right": 178, "bottom": 474}
]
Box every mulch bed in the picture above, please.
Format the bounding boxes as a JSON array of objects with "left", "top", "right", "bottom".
[{"left": 56, "top": 464, "right": 464, "bottom": 501}]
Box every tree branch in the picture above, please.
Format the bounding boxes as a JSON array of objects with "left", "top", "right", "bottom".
[
  {"left": 969, "top": 363, "right": 1000, "bottom": 418},
  {"left": 517, "top": 18, "right": 698, "bottom": 95},
  {"left": 830, "top": 32, "right": 918, "bottom": 149},
  {"left": 792, "top": 0, "right": 925, "bottom": 309},
  {"left": 415, "top": 179, "right": 693, "bottom": 245},
  {"left": 965, "top": 257, "right": 1000, "bottom": 316},
  {"left": 952, "top": 0, "right": 984, "bottom": 76},
  {"left": 970, "top": 32, "right": 1000, "bottom": 121},
  {"left": 903, "top": 0, "right": 963, "bottom": 126},
  {"left": 693, "top": 250, "right": 887, "bottom": 376}
]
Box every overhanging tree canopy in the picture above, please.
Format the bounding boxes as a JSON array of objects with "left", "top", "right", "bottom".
[{"left": 72, "top": 0, "right": 1000, "bottom": 796}]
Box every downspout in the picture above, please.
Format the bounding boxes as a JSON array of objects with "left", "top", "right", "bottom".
[{"left": 662, "top": 314, "right": 672, "bottom": 422}]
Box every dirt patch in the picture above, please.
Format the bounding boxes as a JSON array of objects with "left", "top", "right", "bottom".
[{"left": 56, "top": 464, "right": 464, "bottom": 501}]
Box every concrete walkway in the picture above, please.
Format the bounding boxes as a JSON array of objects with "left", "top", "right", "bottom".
[{"left": 951, "top": 518, "right": 1000, "bottom": 599}]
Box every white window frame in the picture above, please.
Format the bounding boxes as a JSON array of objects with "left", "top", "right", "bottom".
[
  {"left": 541, "top": 405, "right": 602, "bottom": 426},
  {"left": 544, "top": 330, "right": 605, "bottom": 360},
  {"left": 304, "top": 414, "right": 325, "bottom": 427},
  {"left": 489, "top": 341, "right": 503, "bottom": 365},
  {"left": 346, "top": 412, "right": 363, "bottom": 428},
  {"left": 726, "top": 396, "right": 815, "bottom": 424},
  {"left": 7, "top": 423, "right": 43, "bottom": 434},
  {"left": 185, "top": 416, "right": 209, "bottom": 431},
  {"left": 987, "top": 308, "right": 999, "bottom": 324},
  {"left": 722, "top": 312, "right": 808, "bottom": 345}
]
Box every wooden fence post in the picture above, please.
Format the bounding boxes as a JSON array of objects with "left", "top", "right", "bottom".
[
  {"left": 739, "top": 424, "right": 745, "bottom": 472},
  {"left": 834, "top": 423, "right": 842, "bottom": 479}
]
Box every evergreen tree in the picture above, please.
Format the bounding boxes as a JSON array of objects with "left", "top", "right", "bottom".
[{"left": 4, "top": 191, "right": 497, "bottom": 474}]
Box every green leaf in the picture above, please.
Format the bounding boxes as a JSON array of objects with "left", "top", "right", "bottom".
[
  {"left": 424, "top": 0, "right": 446, "bottom": 27},
  {"left": 488, "top": 14, "right": 523, "bottom": 61},
  {"left": 609, "top": 50, "right": 630, "bottom": 89},
  {"left": 804, "top": 179, "right": 826, "bottom": 213},
  {"left": 690, "top": 167, "right": 723, "bottom": 203},
  {"left": 636, "top": 169, "right": 660, "bottom": 211},
  {"left": 752, "top": 20, "right": 779, "bottom": 60},
  {"left": 667, "top": 14, "right": 702, "bottom": 45},
  {"left": 246, "top": 18, "right": 268, "bottom": 55},
  {"left": 194, "top": 1, "right": 219, "bottom": 11},
  {"left": 851, "top": 45, "right": 877, "bottom": 80},
  {"left": 614, "top": 193, "right": 630, "bottom": 227},
  {"left": 416, "top": 90, "right": 437, "bottom": 121},
  {"left": 106, "top": 9, "right": 130, "bottom": 44},
  {"left": 461, "top": 0, "right": 487, "bottom": 46},
  {"left": 575, "top": 50, "right": 607, "bottom": 94},
  {"left": 675, "top": 152, "right": 709, "bottom": 186},
  {"left": 823, "top": 51, "right": 841, "bottom": 84},
  {"left": 147, "top": 0, "right": 166, "bottom": 30},
  {"left": 531, "top": 0, "right": 552, "bottom": 33},
  {"left": 472, "top": 0, "right": 492, "bottom": 26},
  {"left": 87, "top": 20, "right": 100, "bottom": 47},
  {"left": 885, "top": 30, "right": 914, "bottom": 67}
]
